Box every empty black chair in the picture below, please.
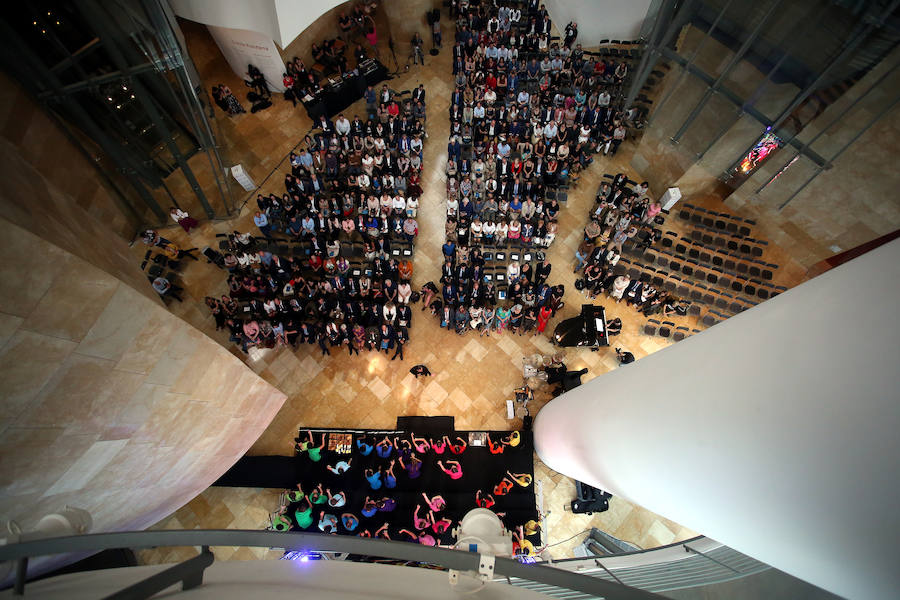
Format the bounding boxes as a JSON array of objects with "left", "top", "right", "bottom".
[
  {"left": 688, "top": 248, "right": 700, "bottom": 259},
  {"left": 729, "top": 301, "right": 743, "bottom": 313},
  {"left": 726, "top": 222, "right": 738, "bottom": 233},
  {"left": 724, "top": 259, "right": 737, "bottom": 271},
  {"left": 757, "top": 288, "right": 770, "bottom": 300},
  {"left": 702, "top": 234, "right": 714, "bottom": 245},
  {"left": 706, "top": 271, "right": 718, "bottom": 284},
  {"left": 702, "top": 293, "right": 716, "bottom": 305},
  {"left": 644, "top": 323, "right": 657, "bottom": 336},
  {"left": 744, "top": 282, "right": 757, "bottom": 295},
  {"left": 693, "top": 268, "right": 706, "bottom": 281},
  {"left": 712, "top": 255, "right": 724, "bottom": 267},
  {"left": 739, "top": 243, "right": 751, "bottom": 254},
  {"left": 691, "top": 213, "right": 703, "bottom": 224},
  {"left": 714, "top": 237, "right": 726, "bottom": 247},
  {"left": 690, "top": 288, "right": 704, "bottom": 301},
  {"left": 715, "top": 219, "right": 727, "bottom": 230},
  {"left": 679, "top": 210, "right": 691, "bottom": 221},
  {"left": 658, "top": 324, "right": 672, "bottom": 338},
  {"left": 762, "top": 269, "right": 773, "bottom": 280},
  {"left": 661, "top": 237, "right": 673, "bottom": 248},
  {"left": 702, "top": 217, "right": 715, "bottom": 228},
  {"left": 717, "top": 275, "right": 731, "bottom": 288},
  {"left": 701, "top": 314, "right": 718, "bottom": 327},
  {"left": 739, "top": 226, "right": 752, "bottom": 236},
  {"left": 675, "top": 243, "right": 687, "bottom": 255},
  {"left": 748, "top": 265, "right": 761, "bottom": 277},
  {"left": 731, "top": 280, "right": 743, "bottom": 293},
  {"left": 736, "top": 262, "right": 749, "bottom": 274},
  {"left": 751, "top": 246, "right": 764, "bottom": 257},
  {"left": 628, "top": 267, "right": 641, "bottom": 280},
  {"left": 681, "top": 264, "right": 694, "bottom": 277},
  {"left": 699, "top": 252, "right": 712, "bottom": 263},
  {"left": 669, "top": 261, "right": 681, "bottom": 273},
  {"left": 640, "top": 271, "right": 652, "bottom": 283},
  {"left": 652, "top": 275, "right": 665, "bottom": 287},
  {"left": 688, "top": 304, "right": 702, "bottom": 317},
  {"left": 644, "top": 252, "right": 657, "bottom": 265},
  {"left": 691, "top": 230, "right": 703, "bottom": 241},
  {"left": 656, "top": 255, "right": 669, "bottom": 268},
  {"left": 726, "top": 240, "right": 738, "bottom": 251},
  {"left": 673, "top": 327, "right": 688, "bottom": 342}
]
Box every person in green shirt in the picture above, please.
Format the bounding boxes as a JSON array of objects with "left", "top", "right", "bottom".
[
  {"left": 294, "top": 498, "right": 314, "bottom": 529},
  {"left": 300, "top": 430, "right": 326, "bottom": 462},
  {"left": 272, "top": 513, "right": 292, "bottom": 531},
  {"left": 310, "top": 483, "right": 329, "bottom": 505}
]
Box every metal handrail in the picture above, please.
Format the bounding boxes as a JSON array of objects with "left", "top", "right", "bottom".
[{"left": 1, "top": 529, "right": 670, "bottom": 600}]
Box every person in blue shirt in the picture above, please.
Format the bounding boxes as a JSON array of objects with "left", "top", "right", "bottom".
[
  {"left": 361, "top": 496, "right": 378, "bottom": 518},
  {"left": 365, "top": 466, "right": 382, "bottom": 490},
  {"left": 341, "top": 513, "right": 359, "bottom": 532},
  {"left": 327, "top": 458, "right": 353, "bottom": 475},
  {"left": 375, "top": 436, "right": 393, "bottom": 458},
  {"left": 356, "top": 436, "right": 373, "bottom": 456},
  {"left": 253, "top": 211, "right": 271, "bottom": 238},
  {"left": 384, "top": 460, "right": 397, "bottom": 489}
]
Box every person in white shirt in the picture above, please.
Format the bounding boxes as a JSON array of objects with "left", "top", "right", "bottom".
[
  {"left": 405, "top": 197, "right": 418, "bottom": 217},
  {"left": 597, "top": 91, "right": 611, "bottom": 107},
  {"left": 335, "top": 113, "right": 351, "bottom": 136},
  {"left": 392, "top": 194, "right": 406, "bottom": 215},
  {"left": 543, "top": 120, "right": 558, "bottom": 140}
]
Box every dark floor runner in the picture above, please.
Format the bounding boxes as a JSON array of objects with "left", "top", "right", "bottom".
[{"left": 395, "top": 416, "right": 454, "bottom": 433}]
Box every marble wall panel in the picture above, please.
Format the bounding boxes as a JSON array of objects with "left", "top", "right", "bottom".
[{"left": 0, "top": 219, "right": 286, "bottom": 582}]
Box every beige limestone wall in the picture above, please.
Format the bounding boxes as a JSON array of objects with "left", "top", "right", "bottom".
[
  {"left": 0, "top": 129, "right": 162, "bottom": 304},
  {"left": 0, "top": 73, "right": 144, "bottom": 239},
  {"left": 0, "top": 218, "right": 286, "bottom": 578},
  {"left": 631, "top": 25, "right": 900, "bottom": 269}
]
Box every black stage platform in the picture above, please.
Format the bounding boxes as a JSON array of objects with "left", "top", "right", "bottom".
[
  {"left": 302, "top": 60, "right": 389, "bottom": 120},
  {"left": 216, "top": 426, "right": 538, "bottom": 548}
]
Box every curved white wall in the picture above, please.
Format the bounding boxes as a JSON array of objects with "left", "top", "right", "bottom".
[
  {"left": 169, "top": 0, "right": 344, "bottom": 48},
  {"left": 534, "top": 239, "right": 900, "bottom": 600}
]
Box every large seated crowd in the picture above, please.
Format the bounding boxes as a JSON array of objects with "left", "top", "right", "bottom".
[
  {"left": 428, "top": 0, "right": 635, "bottom": 336},
  {"left": 204, "top": 69, "right": 429, "bottom": 356}
]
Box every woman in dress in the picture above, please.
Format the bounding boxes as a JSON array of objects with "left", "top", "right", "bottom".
[{"left": 610, "top": 274, "right": 630, "bottom": 303}]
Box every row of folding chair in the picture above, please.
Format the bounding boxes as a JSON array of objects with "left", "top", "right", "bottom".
[
  {"left": 660, "top": 229, "right": 767, "bottom": 260},
  {"left": 686, "top": 229, "right": 778, "bottom": 271},
  {"left": 644, "top": 319, "right": 695, "bottom": 341},
  {"left": 617, "top": 256, "right": 764, "bottom": 317},
  {"left": 680, "top": 203, "right": 756, "bottom": 233},
  {"left": 648, "top": 250, "right": 783, "bottom": 301},
  {"left": 662, "top": 235, "right": 773, "bottom": 277}
]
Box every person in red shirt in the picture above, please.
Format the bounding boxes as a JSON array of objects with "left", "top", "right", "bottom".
[
  {"left": 476, "top": 490, "right": 495, "bottom": 509},
  {"left": 445, "top": 435, "right": 467, "bottom": 454},
  {"left": 488, "top": 436, "right": 506, "bottom": 454},
  {"left": 493, "top": 477, "right": 514, "bottom": 496}
]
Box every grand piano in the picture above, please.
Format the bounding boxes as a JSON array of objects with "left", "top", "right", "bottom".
[{"left": 552, "top": 304, "right": 609, "bottom": 348}]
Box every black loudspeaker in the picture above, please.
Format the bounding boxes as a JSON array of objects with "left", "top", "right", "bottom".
[
  {"left": 432, "top": 8, "right": 441, "bottom": 22},
  {"left": 426, "top": 10, "right": 436, "bottom": 24}
]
